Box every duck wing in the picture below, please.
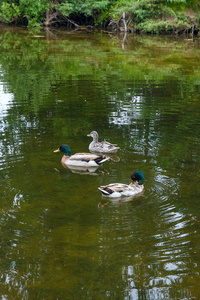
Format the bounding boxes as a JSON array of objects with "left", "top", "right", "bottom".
[
  {"left": 98, "top": 183, "right": 128, "bottom": 195},
  {"left": 70, "top": 153, "right": 99, "bottom": 160},
  {"left": 101, "top": 141, "right": 120, "bottom": 149},
  {"left": 70, "top": 153, "right": 109, "bottom": 165}
]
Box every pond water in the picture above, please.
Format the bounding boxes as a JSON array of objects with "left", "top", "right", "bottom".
[{"left": 0, "top": 26, "right": 200, "bottom": 299}]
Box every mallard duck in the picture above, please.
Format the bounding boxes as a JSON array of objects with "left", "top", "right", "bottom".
[
  {"left": 98, "top": 171, "right": 145, "bottom": 198},
  {"left": 54, "top": 144, "right": 110, "bottom": 167},
  {"left": 87, "top": 131, "right": 120, "bottom": 153}
]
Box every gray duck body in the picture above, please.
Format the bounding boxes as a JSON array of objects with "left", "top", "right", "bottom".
[{"left": 87, "top": 131, "right": 120, "bottom": 154}]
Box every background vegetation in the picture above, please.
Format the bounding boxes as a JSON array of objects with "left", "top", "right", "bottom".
[{"left": 0, "top": 0, "right": 200, "bottom": 34}]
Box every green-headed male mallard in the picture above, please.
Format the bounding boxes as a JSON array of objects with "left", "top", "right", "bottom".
[
  {"left": 54, "top": 144, "right": 110, "bottom": 167},
  {"left": 98, "top": 171, "right": 145, "bottom": 198}
]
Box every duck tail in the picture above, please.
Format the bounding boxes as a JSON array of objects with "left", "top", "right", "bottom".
[
  {"left": 98, "top": 186, "right": 113, "bottom": 195},
  {"left": 95, "top": 155, "right": 110, "bottom": 165}
]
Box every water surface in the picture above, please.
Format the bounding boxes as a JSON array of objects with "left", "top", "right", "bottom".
[{"left": 0, "top": 26, "right": 200, "bottom": 299}]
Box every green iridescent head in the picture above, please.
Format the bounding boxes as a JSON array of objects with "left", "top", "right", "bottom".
[
  {"left": 54, "top": 145, "right": 71, "bottom": 156},
  {"left": 131, "top": 171, "right": 145, "bottom": 185}
]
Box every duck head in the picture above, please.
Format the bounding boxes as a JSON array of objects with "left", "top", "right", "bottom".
[
  {"left": 131, "top": 171, "right": 145, "bottom": 185},
  {"left": 87, "top": 131, "right": 99, "bottom": 141},
  {"left": 54, "top": 145, "right": 71, "bottom": 156}
]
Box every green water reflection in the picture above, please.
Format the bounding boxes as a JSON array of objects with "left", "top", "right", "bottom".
[{"left": 0, "top": 26, "right": 200, "bottom": 299}]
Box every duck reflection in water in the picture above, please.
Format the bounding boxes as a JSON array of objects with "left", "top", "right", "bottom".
[
  {"left": 98, "top": 191, "right": 144, "bottom": 208},
  {"left": 61, "top": 162, "right": 105, "bottom": 176}
]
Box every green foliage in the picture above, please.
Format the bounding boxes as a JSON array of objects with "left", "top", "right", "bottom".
[
  {"left": 0, "top": 0, "right": 200, "bottom": 32},
  {"left": 19, "top": 0, "right": 49, "bottom": 26},
  {"left": 0, "top": 0, "right": 49, "bottom": 26},
  {"left": 55, "top": 0, "right": 111, "bottom": 17},
  {"left": 0, "top": 2, "right": 21, "bottom": 23},
  {"left": 110, "top": 0, "right": 153, "bottom": 22},
  {"left": 137, "top": 18, "right": 191, "bottom": 34},
  {"left": 109, "top": 0, "right": 200, "bottom": 33}
]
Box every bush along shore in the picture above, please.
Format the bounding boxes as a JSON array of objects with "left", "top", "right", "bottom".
[{"left": 0, "top": 0, "right": 200, "bottom": 35}]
